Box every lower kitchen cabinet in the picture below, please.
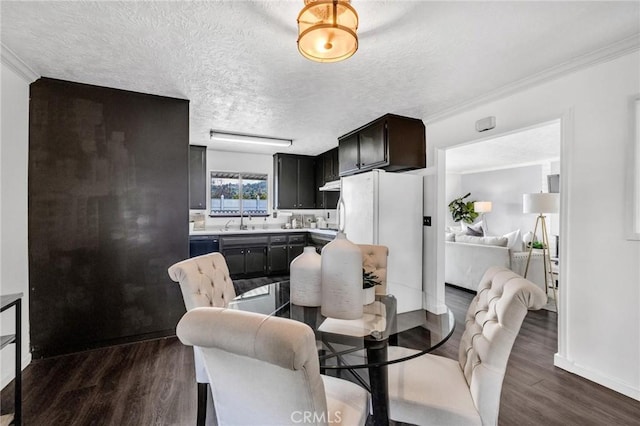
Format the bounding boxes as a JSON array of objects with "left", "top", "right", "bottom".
[
  {"left": 219, "top": 233, "right": 308, "bottom": 278},
  {"left": 220, "top": 236, "right": 269, "bottom": 278},
  {"left": 268, "top": 244, "right": 289, "bottom": 274},
  {"left": 288, "top": 244, "right": 305, "bottom": 262},
  {"left": 222, "top": 248, "right": 246, "bottom": 276}
]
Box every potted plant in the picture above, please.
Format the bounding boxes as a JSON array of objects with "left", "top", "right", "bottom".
[
  {"left": 448, "top": 193, "right": 479, "bottom": 224},
  {"left": 363, "top": 269, "right": 381, "bottom": 304}
]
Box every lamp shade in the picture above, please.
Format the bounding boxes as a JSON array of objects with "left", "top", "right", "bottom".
[
  {"left": 297, "top": 0, "right": 358, "bottom": 63},
  {"left": 523, "top": 193, "right": 559, "bottom": 214},
  {"left": 474, "top": 201, "right": 492, "bottom": 213}
]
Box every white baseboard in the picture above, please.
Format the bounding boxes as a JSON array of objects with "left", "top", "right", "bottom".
[
  {"left": 1, "top": 353, "right": 32, "bottom": 390},
  {"left": 554, "top": 353, "right": 640, "bottom": 401}
]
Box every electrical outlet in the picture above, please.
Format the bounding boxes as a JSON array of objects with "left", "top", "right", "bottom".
[
  {"left": 273, "top": 212, "right": 277, "bottom": 218},
  {"left": 423, "top": 216, "right": 431, "bottom": 226}
]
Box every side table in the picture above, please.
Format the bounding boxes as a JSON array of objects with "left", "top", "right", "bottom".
[{"left": 1, "top": 293, "right": 23, "bottom": 425}]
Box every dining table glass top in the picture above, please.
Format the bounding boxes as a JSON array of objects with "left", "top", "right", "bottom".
[{"left": 228, "top": 281, "right": 455, "bottom": 369}]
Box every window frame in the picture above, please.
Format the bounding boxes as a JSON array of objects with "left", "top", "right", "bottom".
[{"left": 209, "top": 171, "right": 269, "bottom": 218}]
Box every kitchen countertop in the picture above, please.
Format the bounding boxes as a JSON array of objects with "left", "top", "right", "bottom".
[{"left": 190, "top": 227, "right": 338, "bottom": 237}]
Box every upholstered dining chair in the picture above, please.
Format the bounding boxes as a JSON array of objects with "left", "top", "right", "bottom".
[
  {"left": 358, "top": 244, "right": 389, "bottom": 295},
  {"left": 176, "top": 307, "right": 370, "bottom": 426},
  {"left": 386, "top": 266, "right": 547, "bottom": 426},
  {"left": 168, "top": 252, "right": 236, "bottom": 426}
]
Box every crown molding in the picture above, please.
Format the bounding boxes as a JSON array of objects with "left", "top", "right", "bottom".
[
  {"left": 425, "top": 35, "right": 640, "bottom": 124},
  {"left": 1, "top": 43, "right": 39, "bottom": 83}
]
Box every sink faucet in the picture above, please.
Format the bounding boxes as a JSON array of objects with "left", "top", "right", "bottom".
[
  {"left": 224, "top": 219, "right": 234, "bottom": 230},
  {"left": 239, "top": 212, "right": 247, "bottom": 230}
]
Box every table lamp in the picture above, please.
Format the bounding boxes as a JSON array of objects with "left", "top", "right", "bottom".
[
  {"left": 523, "top": 192, "right": 559, "bottom": 304},
  {"left": 474, "top": 201, "right": 492, "bottom": 235}
]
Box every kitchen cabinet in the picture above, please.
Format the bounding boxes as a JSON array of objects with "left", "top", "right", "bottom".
[
  {"left": 268, "top": 233, "right": 307, "bottom": 274},
  {"left": 323, "top": 148, "right": 340, "bottom": 182},
  {"left": 315, "top": 148, "right": 340, "bottom": 209},
  {"left": 273, "top": 154, "right": 316, "bottom": 209},
  {"left": 287, "top": 234, "right": 306, "bottom": 263},
  {"left": 220, "top": 236, "right": 269, "bottom": 277},
  {"left": 189, "top": 145, "right": 207, "bottom": 209},
  {"left": 338, "top": 113, "right": 426, "bottom": 176}
]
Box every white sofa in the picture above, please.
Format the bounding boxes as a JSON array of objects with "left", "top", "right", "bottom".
[{"left": 445, "top": 238, "right": 546, "bottom": 292}]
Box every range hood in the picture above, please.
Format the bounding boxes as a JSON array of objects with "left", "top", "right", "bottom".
[{"left": 319, "top": 180, "right": 341, "bottom": 192}]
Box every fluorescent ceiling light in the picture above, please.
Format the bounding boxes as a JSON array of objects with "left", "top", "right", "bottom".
[{"left": 209, "top": 130, "right": 292, "bottom": 147}]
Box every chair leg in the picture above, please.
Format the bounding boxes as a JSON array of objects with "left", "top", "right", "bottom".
[{"left": 197, "top": 382, "right": 207, "bottom": 426}]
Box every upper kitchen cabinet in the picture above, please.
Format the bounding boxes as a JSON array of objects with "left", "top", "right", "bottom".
[
  {"left": 315, "top": 148, "right": 340, "bottom": 209},
  {"left": 189, "top": 145, "right": 207, "bottom": 209},
  {"left": 323, "top": 147, "right": 340, "bottom": 183},
  {"left": 338, "top": 114, "right": 426, "bottom": 176},
  {"left": 273, "top": 154, "right": 316, "bottom": 209}
]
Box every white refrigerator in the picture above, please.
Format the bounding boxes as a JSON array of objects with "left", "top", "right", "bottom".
[{"left": 340, "top": 170, "right": 423, "bottom": 313}]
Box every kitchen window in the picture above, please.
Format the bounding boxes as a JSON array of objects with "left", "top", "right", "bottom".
[{"left": 210, "top": 171, "right": 268, "bottom": 217}]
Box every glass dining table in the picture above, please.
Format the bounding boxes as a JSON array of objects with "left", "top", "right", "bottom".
[{"left": 229, "top": 281, "right": 455, "bottom": 426}]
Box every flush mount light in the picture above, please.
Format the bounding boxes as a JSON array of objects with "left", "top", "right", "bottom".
[
  {"left": 297, "top": 0, "right": 358, "bottom": 63},
  {"left": 209, "top": 130, "right": 292, "bottom": 147}
]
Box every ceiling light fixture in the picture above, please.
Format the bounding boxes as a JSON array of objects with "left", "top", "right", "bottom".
[
  {"left": 209, "top": 130, "right": 292, "bottom": 147},
  {"left": 297, "top": 0, "right": 359, "bottom": 63}
]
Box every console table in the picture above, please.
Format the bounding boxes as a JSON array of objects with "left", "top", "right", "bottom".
[{"left": 1, "top": 293, "right": 23, "bottom": 425}]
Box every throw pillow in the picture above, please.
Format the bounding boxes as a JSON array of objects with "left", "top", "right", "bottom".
[
  {"left": 445, "top": 232, "right": 455, "bottom": 242},
  {"left": 456, "top": 235, "right": 508, "bottom": 247},
  {"left": 462, "top": 221, "right": 484, "bottom": 237},
  {"left": 502, "top": 229, "right": 522, "bottom": 251}
]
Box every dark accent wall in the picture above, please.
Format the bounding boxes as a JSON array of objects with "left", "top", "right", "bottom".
[{"left": 28, "top": 78, "right": 189, "bottom": 358}]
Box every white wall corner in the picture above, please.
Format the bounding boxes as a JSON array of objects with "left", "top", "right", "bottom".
[
  {"left": 554, "top": 353, "right": 640, "bottom": 401},
  {"left": 1, "top": 43, "right": 39, "bottom": 83},
  {"left": 0, "top": 352, "right": 31, "bottom": 390}
]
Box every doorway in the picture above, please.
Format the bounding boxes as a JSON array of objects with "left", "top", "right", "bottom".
[{"left": 440, "top": 118, "right": 562, "bottom": 310}]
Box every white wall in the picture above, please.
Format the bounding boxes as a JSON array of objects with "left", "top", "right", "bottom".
[
  {"left": 426, "top": 51, "right": 640, "bottom": 400},
  {"left": 0, "top": 59, "right": 34, "bottom": 387},
  {"left": 460, "top": 165, "right": 544, "bottom": 237},
  {"left": 444, "top": 173, "right": 462, "bottom": 228}
]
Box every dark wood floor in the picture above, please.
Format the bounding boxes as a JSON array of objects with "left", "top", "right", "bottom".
[{"left": 2, "top": 285, "right": 639, "bottom": 425}]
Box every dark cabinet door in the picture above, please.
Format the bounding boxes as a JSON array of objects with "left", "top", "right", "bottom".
[
  {"left": 288, "top": 244, "right": 305, "bottom": 263},
  {"left": 329, "top": 148, "right": 339, "bottom": 181},
  {"left": 222, "top": 248, "right": 245, "bottom": 276},
  {"left": 358, "top": 120, "right": 387, "bottom": 170},
  {"left": 189, "top": 145, "right": 207, "bottom": 209},
  {"left": 339, "top": 134, "right": 359, "bottom": 175},
  {"left": 275, "top": 155, "right": 298, "bottom": 209},
  {"left": 245, "top": 247, "right": 267, "bottom": 275},
  {"left": 269, "top": 245, "right": 289, "bottom": 273},
  {"left": 297, "top": 157, "right": 316, "bottom": 209},
  {"left": 315, "top": 155, "right": 325, "bottom": 209}
]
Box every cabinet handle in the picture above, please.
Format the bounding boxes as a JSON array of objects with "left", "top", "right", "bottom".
[{"left": 247, "top": 249, "right": 251, "bottom": 254}]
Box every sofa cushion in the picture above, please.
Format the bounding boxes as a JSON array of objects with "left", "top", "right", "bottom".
[
  {"left": 502, "top": 229, "right": 522, "bottom": 251},
  {"left": 462, "top": 221, "right": 484, "bottom": 236},
  {"left": 445, "top": 232, "right": 456, "bottom": 242},
  {"left": 455, "top": 235, "right": 508, "bottom": 247}
]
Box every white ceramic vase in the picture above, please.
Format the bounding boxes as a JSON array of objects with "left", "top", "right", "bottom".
[
  {"left": 321, "top": 232, "right": 363, "bottom": 319},
  {"left": 290, "top": 246, "right": 322, "bottom": 307},
  {"left": 363, "top": 286, "right": 375, "bottom": 305}
]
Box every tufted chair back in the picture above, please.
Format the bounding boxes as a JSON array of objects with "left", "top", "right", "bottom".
[
  {"left": 358, "top": 244, "right": 389, "bottom": 295},
  {"left": 168, "top": 252, "right": 236, "bottom": 311},
  {"left": 458, "top": 266, "right": 547, "bottom": 425},
  {"left": 177, "top": 307, "right": 328, "bottom": 425}
]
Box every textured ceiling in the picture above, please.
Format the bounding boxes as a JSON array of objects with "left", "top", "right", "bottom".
[
  {"left": 1, "top": 1, "right": 639, "bottom": 156},
  {"left": 446, "top": 120, "right": 561, "bottom": 174}
]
